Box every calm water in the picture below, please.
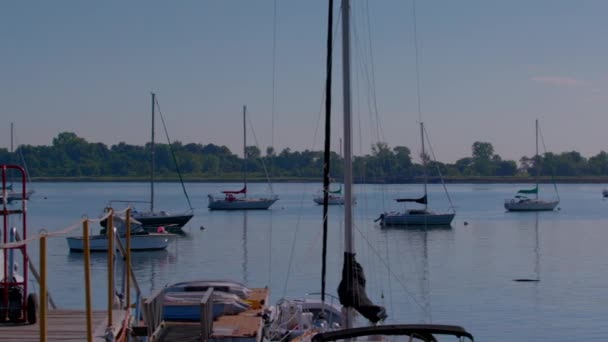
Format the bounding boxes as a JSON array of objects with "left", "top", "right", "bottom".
[{"left": 7, "top": 182, "right": 608, "bottom": 341}]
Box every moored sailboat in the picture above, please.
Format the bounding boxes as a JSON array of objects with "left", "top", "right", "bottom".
[
  {"left": 505, "top": 119, "right": 559, "bottom": 211},
  {"left": 378, "top": 123, "right": 455, "bottom": 226},
  {"left": 101, "top": 93, "right": 194, "bottom": 232},
  {"left": 67, "top": 214, "right": 175, "bottom": 252},
  {"left": 208, "top": 106, "right": 278, "bottom": 210}
]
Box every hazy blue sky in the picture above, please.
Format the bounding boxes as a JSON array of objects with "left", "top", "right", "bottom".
[{"left": 2, "top": 1, "right": 607, "bottom": 162}]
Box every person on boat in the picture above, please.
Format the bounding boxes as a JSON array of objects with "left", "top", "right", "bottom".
[{"left": 226, "top": 193, "right": 236, "bottom": 202}]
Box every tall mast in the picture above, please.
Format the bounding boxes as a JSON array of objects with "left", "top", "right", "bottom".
[
  {"left": 321, "top": 0, "right": 334, "bottom": 306},
  {"left": 10, "top": 123, "right": 14, "bottom": 154},
  {"left": 420, "top": 122, "right": 428, "bottom": 210},
  {"left": 150, "top": 93, "right": 155, "bottom": 212},
  {"left": 243, "top": 106, "right": 247, "bottom": 198},
  {"left": 341, "top": 0, "right": 354, "bottom": 328},
  {"left": 535, "top": 119, "right": 539, "bottom": 200}
]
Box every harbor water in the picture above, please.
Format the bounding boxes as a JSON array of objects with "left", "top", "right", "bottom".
[{"left": 11, "top": 182, "right": 608, "bottom": 341}]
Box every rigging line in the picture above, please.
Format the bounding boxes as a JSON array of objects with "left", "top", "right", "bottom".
[
  {"left": 350, "top": 6, "right": 382, "bottom": 293},
  {"left": 364, "top": 0, "right": 386, "bottom": 144},
  {"left": 13, "top": 131, "right": 33, "bottom": 185},
  {"left": 538, "top": 123, "right": 560, "bottom": 201},
  {"left": 423, "top": 125, "right": 455, "bottom": 212},
  {"left": 246, "top": 114, "right": 275, "bottom": 194},
  {"left": 353, "top": 222, "right": 426, "bottom": 313},
  {"left": 271, "top": 0, "right": 277, "bottom": 150},
  {"left": 412, "top": 0, "right": 423, "bottom": 124},
  {"left": 153, "top": 97, "right": 194, "bottom": 211}
]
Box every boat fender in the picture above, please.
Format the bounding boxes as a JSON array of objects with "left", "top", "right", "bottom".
[{"left": 157, "top": 226, "right": 167, "bottom": 233}]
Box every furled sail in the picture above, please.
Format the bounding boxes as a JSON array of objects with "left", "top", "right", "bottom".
[
  {"left": 517, "top": 186, "right": 538, "bottom": 194},
  {"left": 337, "top": 252, "right": 387, "bottom": 323},
  {"left": 222, "top": 186, "right": 247, "bottom": 194},
  {"left": 395, "top": 194, "right": 427, "bottom": 204}
]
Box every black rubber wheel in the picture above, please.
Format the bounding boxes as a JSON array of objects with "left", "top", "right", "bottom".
[{"left": 27, "top": 293, "right": 38, "bottom": 324}]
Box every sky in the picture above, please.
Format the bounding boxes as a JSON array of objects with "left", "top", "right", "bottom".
[{"left": 2, "top": 1, "right": 608, "bottom": 163}]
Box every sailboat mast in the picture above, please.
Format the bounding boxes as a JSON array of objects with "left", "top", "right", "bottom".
[
  {"left": 151, "top": 93, "right": 156, "bottom": 212},
  {"left": 10, "top": 123, "right": 13, "bottom": 154},
  {"left": 341, "top": 0, "right": 354, "bottom": 328},
  {"left": 535, "top": 119, "right": 539, "bottom": 200},
  {"left": 320, "top": 0, "right": 334, "bottom": 306},
  {"left": 243, "top": 106, "right": 247, "bottom": 198},
  {"left": 420, "top": 122, "right": 428, "bottom": 210}
]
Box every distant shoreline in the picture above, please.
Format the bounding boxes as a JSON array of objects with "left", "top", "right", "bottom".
[{"left": 29, "top": 176, "right": 608, "bottom": 184}]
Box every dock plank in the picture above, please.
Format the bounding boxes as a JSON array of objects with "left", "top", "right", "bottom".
[{"left": 0, "top": 309, "right": 127, "bottom": 342}]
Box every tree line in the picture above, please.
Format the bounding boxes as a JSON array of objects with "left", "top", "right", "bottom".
[{"left": 1, "top": 132, "right": 607, "bottom": 181}]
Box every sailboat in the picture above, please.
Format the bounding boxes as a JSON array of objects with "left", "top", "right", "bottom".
[
  {"left": 0, "top": 123, "right": 35, "bottom": 204},
  {"left": 67, "top": 214, "right": 175, "bottom": 252},
  {"left": 207, "top": 106, "right": 279, "bottom": 210},
  {"left": 377, "top": 122, "right": 455, "bottom": 226},
  {"left": 313, "top": 184, "right": 352, "bottom": 205},
  {"left": 505, "top": 119, "right": 559, "bottom": 211},
  {"left": 267, "top": 2, "right": 472, "bottom": 341},
  {"left": 102, "top": 93, "right": 194, "bottom": 232}
]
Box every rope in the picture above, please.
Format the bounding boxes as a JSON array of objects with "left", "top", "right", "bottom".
[
  {"left": 538, "top": 123, "right": 560, "bottom": 201},
  {"left": 246, "top": 114, "right": 275, "bottom": 195},
  {"left": 153, "top": 96, "right": 194, "bottom": 211},
  {"left": 353, "top": 222, "right": 426, "bottom": 314},
  {"left": 0, "top": 208, "right": 125, "bottom": 249},
  {"left": 423, "top": 125, "right": 456, "bottom": 212}
]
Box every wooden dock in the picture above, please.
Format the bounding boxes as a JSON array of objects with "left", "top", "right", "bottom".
[
  {"left": 0, "top": 309, "right": 126, "bottom": 342},
  {"left": 154, "top": 288, "right": 269, "bottom": 342}
]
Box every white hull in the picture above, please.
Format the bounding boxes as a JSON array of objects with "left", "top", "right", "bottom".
[
  {"left": 208, "top": 195, "right": 278, "bottom": 210},
  {"left": 380, "top": 211, "right": 455, "bottom": 226},
  {"left": 504, "top": 199, "right": 559, "bottom": 211},
  {"left": 66, "top": 233, "right": 173, "bottom": 252},
  {"left": 312, "top": 195, "right": 356, "bottom": 205},
  {"left": 265, "top": 297, "right": 343, "bottom": 341}
]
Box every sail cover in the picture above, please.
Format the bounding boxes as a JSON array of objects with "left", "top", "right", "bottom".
[
  {"left": 338, "top": 252, "right": 387, "bottom": 323},
  {"left": 395, "top": 195, "right": 427, "bottom": 204},
  {"left": 517, "top": 186, "right": 538, "bottom": 194},
  {"left": 222, "top": 186, "right": 247, "bottom": 194}
]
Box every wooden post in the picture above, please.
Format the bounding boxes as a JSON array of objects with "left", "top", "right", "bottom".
[
  {"left": 39, "top": 234, "right": 47, "bottom": 342},
  {"left": 107, "top": 211, "right": 114, "bottom": 328},
  {"left": 83, "top": 220, "right": 93, "bottom": 342},
  {"left": 200, "top": 287, "right": 214, "bottom": 342},
  {"left": 126, "top": 208, "right": 131, "bottom": 310}
]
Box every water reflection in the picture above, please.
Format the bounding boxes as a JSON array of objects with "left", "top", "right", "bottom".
[
  {"left": 242, "top": 211, "right": 248, "bottom": 284},
  {"left": 378, "top": 225, "right": 452, "bottom": 323},
  {"left": 66, "top": 250, "right": 176, "bottom": 293}
]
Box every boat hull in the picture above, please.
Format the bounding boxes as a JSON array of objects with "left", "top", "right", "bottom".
[
  {"left": 66, "top": 233, "right": 173, "bottom": 252},
  {"left": 312, "top": 195, "right": 356, "bottom": 205},
  {"left": 504, "top": 199, "right": 559, "bottom": 211},
  {"left": 380, "top": 212, "right": 455, "bottom": 226},
  {"left": 208, "top": 195, "right": 278, "bottom": 210},
  {"left": 100, "top": 213, "right": 193, "bottom": 233}
]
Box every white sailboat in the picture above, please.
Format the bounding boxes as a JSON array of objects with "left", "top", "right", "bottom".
[
  {"left": 207, "top": 106, "right": 279, "bottom": 210},
  {"left": 268, "top": 2, "right": 473, "bottom": 341},
  {"left": 378, "top": 123, "right": 455, "bottom": 226},
  {"left": 67, "top": 215, "right": 175, "bottom": 252},
  {"left": 505, "top": 119, "right": 559, "bottom": 211}
]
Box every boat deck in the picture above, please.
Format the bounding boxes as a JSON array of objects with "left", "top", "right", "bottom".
[
  {"left": 157, "top": 287, "right": 269, "bottom": 342},
  {"left": 0, "top": 309, "right": 126, "bottom": 341}
]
